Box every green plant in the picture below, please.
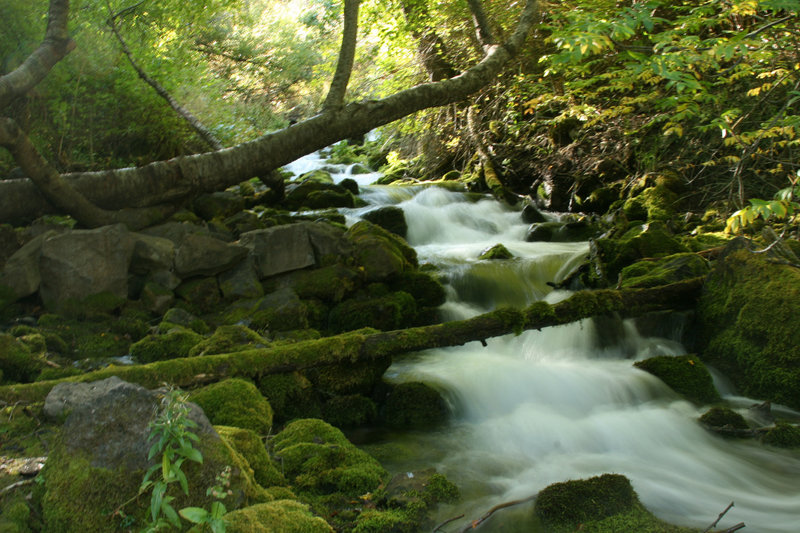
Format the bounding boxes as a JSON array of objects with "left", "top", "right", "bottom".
[
  {"left": 137, "top": 388, "right": 228, "bottom": 533},
  {"left": 726, "top": 171, "right": 800, "bottom": 233}
]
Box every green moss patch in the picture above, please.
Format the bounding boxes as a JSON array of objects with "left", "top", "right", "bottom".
[
  {"left": 382, "top": 382, "right": 449, "bottom": 429},
  {"left": 129, "top": 326, "right": 203, "bottom": 363},
  {"left": 190, "top": 378, "right": 274, "bottom": 435},
  {"left": 698, "top": 407, "right": 749, "bottom": 431},
  {"left": 479, "top": 243, "right": 514, "bottom": 260},
  {"left": 634, "top": 355, "right": 720, "bottom": 405},
  {"left": 618, "top": 253, "right": 709, "bottom": 289},
  {"left": 222, "top": 500, "right": 333, "bottom": 532},
  {"left": 0, "top": 334, "right": 42, "bottom": 384},
  {"left": 761, "top": 423, "right": 800, "bottom": 448},
  {"left": 328, "top": 291, "right": 417, "bottom": 333},
  {"left": 215, "top": 426, "right": 286, "bottom": 487},
  {"left": 188, "top": 325, "right": 269, "bottom": 357}
]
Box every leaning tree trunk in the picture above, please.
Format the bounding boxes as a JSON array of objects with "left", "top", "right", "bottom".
[
  {"left": 0, "top": 0, "right": 540, "bottom": 226},
  {"left": 0, "top": 277, "right": 703, "bottom": 404}
]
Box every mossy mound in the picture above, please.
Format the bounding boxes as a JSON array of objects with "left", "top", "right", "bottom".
[
  {"left": 188, "top": 325, "right": 269, "bottom": 357},
  {"left": 382, "top": 382, "right": 449, "bottom": 429},
  {"left": 258, "top": 372, "right": 322, "bottom": 423},
  {"left": 390, "top": 270, "right": 446, "bottom": 308},
  {"left": 618, "top": 253, "right": 709, "bottom": 289},
  {"left": 221, "top": 500, "right": 334, "bottom": 532},
  {"left": 285, "top": 264, "right": 362, "bottom": 303},
  {"left": 0, "top": 497, "right": 31, "bottom": 533},
  {"left": 697, "top": 238, "right": 800, "bottom": 410},
  {"left": 346, "top": 221, "right": 417, "bottom": 282},
  {"left": 321, "top": 394, "right": 377, "bottom": 428},
  {"left": 271, "top": 419, "right": 387, "bottom": 498},
  {"left": 328, "top": 291, "right": 417, "bottom": 333},
  {"left": 761, "top": 423, "right": 800, "bottom": 448},
  {"left": 0, "top": 334, "right": 43, "bottom": 384},
  {"left": 634, "top": 355, "right": 720, "bottom": 405},
  {"left": 479, "top": 243, "right": 514, "bottom": 260},
  {"left": 591, "top": 221, "right": 689, "bottom": 285},
  {"left": 534, "top": 474, "right": 637, "bottom": 532},
  {"left": 698, "top": 407, "right": 749, "bottom": 431},
  {"left": 221, "top": 289, "right": 310, "bottom": 332},
  {"left": 215, "top": 426, "right": 286, "bottom": 487},
  {"left": 175, "top": 277, "right": 223, "bottom": 315},
  {"left": 129, "top": 326, "right": 203, "bottom": 363},
  {"left": 190, "top": 378, "right": 274, "bottom": 435},
  {"left": 35, "top": 313, "right": 136, "bottom": 360},
  {"left": 623, "top": 183, "right": 680, "bottom": 222},
  {"left": 361, "top": 206, "right": 408, "bottom": 238}
]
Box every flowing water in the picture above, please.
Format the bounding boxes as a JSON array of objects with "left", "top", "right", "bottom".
[{"left": 287, "top": 153, "right": 800, "bottom": 532}]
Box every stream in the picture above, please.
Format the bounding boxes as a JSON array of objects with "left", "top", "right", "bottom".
[{"left": 286, "top": 152, "right": 800, "bottom": 532}]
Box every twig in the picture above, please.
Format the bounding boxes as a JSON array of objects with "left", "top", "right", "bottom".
[
  {"left": 722, "top": 523, "right": 746, "bottom": 533},
  {"left": 457, "top": 494, "right": 537, "bottom": 532},
  {"left": 432, "top": 514, "right": 465, "bottom": 532},
  {"left": 704, "top": 502, "right": 734, "bottom": 532},
  {"left": 0, "top": 478, "right": 34, "bottom": 495}
]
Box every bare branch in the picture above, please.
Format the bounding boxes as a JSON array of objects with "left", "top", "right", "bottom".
[
  {"left": 466, "top": 0, "right": 498, "bottom": 50},
  {"left": 322, "top": 0, "right": 361, "bottom": 111},
  {"left": 0, "top": 0, "right": 75, "bottom": 111}
]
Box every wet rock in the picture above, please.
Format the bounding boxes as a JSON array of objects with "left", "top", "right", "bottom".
[
  {"left": 521, "top": 202, "right": 547, "bottom": 223},
  {"left": 479, "top": 243, "right": 513, "bottom": 260},
  {"left": 698, "top": 407, "right": 751, "bottom": 437},
  {"left": 617, "top": 252, "right": 710, "bottom": 289},
  {"left": 382, "top": 382, "right": 448, "bottom": 429},
  {"left": 362, "top": 206, "right": 408, "bottom": 238},
  {"left": 634, "top": 354, "right": 720, "bottom": 405},
  {"left": 174, "top": 232, "right": 248, "bottom": 278},
  {"left": 762, "top": 423, "right": 800, "bottom": 448},
  {"left": 193, "top": 191, "right": 246, "bottom": 221},
  {"left": 240, "top": 225, "right": 316, "bottom": 278},
  {"left": 219, "top": 256, "right": 264, "bottom": 299},
  {"left": 39, "top": 224, "right": 135, "bottom": 311},
  {"left": 129, "top": 232, "right": 175, "bottom": 274},
  {"left": 305, "top": 221, "right": 353, "bottom": 264},
  {"left": 175, "top": 277, "right": 222, "bottom": 314},
  {"left": 534, "top": 474, "right": 637, "bottom": 531},
  {"left": 0, "top": 231, "right": 55, "bottom": 299},
  {"left": 0, "top": 224, "right": 21, "bottom": 268},
  {"left": 139, "top": 281, "right": 174, "bottom": 315},
  {"left": 526, "top": 219, "right": 600, "bottom": 243},
  {"left": 346, "top": 221, "right": 417, "bottom": 282}
]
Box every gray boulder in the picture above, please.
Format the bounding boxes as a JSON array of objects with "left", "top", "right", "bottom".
[
  {"left": 0, "top": 230, "right": 56, "bottom": 299},
  {"left": 39, "top": 224, "right": 134, "bottom": 310},
  {"left": 174, "top": 232, "right": 248, "bottom": 278},
  {"left": 219, "top": 256, "right": 264, "bottom": 299},
  {"left": 240, "top": 225, "right": 317, "bottom": 278}
]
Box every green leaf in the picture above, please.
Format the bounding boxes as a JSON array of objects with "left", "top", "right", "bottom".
[
  {"left": 211, "top": 500, "right": 227, "bottom": 518},
  {"left": 182, "top": 446, "right": 203, "bottom": 464},
  {"left": 175, "top": 468, "right": 190, "bottom": 495},
  {"left": 179, "top": 507, "right": 209, "bottom": 524},
  {"left": 162, "top": 500, "right": 182, "bottom": 528},
  {"left": 150, "top": 482, "right": 166, "bottom": 522}
]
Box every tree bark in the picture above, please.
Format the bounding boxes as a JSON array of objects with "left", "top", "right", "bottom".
[
  {"left": 0, "top": 277, "right": 703, "bottom": 404},
  {"left": 399, "top": 0, "right": 460, "bottom": 81},
  {"left": 466, "top": 0, "right": 498, "bottom": 51},
  {"left": 0, "top": 0, "right": 541, "bottom": 225},
  {"left": 322, "top": 0, "right": 360, "bottom": 111},
  {"left": 106, "top": 2, "right": 224, "bottom": 151}
]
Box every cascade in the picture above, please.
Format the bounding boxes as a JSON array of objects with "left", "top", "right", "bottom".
[{"left": 287, "top": 152, "right": 800, "bottom": 532}]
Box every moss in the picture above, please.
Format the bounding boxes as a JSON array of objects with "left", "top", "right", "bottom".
[
  {"left": 328, "top": 291, "right": 417, "bottom": 333},
  {"left": 189, "top": 325, "right": 269, "bottom": 357},
  {"left": 175, "top": 277, "right": 222, "bottom": 315},
  {"left": 573, "top": 501, "right": 701, "bottom": 533},
  {"left": 288, "top": 265, "right": 362, "bottom": 303},
  {"left": 761, "top": 423, "right": 800, "bottom": 448},
  {"left": 56, "top": 291, "right": 126, "bottom": 320},
  {"left": 33, "top": 314, "right": 131, "bottom": 360},
  {"left": 390, "top": 271, "right": 446, "bottom": 308},
  {"left": 634, "top": 355, "right": 720, "bottom": 405},
  {"left": 0, "top": 499, "right": 32, "bottom": 533},
  {"left": 698, "top": 407, "right": 749, "bottom": 430},
  {"left": 346, "top": 221, "right": 417, "bottom": 282},
  {"left": 0, "top": 334, "right": 42, "bottom": 384},
  {"left": 479, "top": 243, "right": 514, "bottom": 260},
  {"left": 304, "top": 357, "right": 391, "bottom": 396},
  {"left": 353, "top": 509, "right": 416, "bottom": 533},
  {"left": 534, "top": 474, "right": 637, "bottom": 532},
  {"left": 618, "top": 253, "right": 710, "bottom": 289},
  {"left": 382, "top": 382, "right": 449, "bottom": 429},
  {"left": 0, "top": 402, "right": 52, "bottom": 457},
  {"left": 321, "top": 395, "right": 377, "bottom": 428},
  {"left": 215, "top": 426, "right": 286, "bottom": 487},
  {"left": 258, "top": 373, "right": 321, "bottom": 423},
  {"left": 271, "top": 419, "right": 387, "bottom": 498},
  {"left": 697, "top": 240, "right": 800, "bottom": 409},
  {"left": 222, "top": 500, "right": 334, "bottom": 532},
  {"left": 190, "top": 378, "right": 273, "bottom": 435},
  {"left": 624, "top": 184, "right": 679, "bottom": 222},
  {"left": 129, "top": 327, "right": 203, "bottom": 363},
  {"left": 681, "top": 232, "right": 731, "bottom": 252}
]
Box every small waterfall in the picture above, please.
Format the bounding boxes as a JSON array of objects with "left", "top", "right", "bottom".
[{"left": 285, "top": 151, "right": 800, "bottom": 532}]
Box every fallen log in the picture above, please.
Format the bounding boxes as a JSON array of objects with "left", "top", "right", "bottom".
[{"left": 0, "top": 277, "right": 704, "bottom": 404}]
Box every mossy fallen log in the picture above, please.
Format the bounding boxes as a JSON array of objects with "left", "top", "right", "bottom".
[{"left": 0, "top": 278, "right": 704, "bottom": 404}]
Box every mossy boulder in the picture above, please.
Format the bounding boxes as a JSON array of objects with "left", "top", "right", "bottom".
[
  {"left": 534, "top": 474, "right": 637, "bottom": 532},
  {"left": 623, "top": 183, "right": 679, "bottom": 222},
  {"left": 0, "top": 334, "right": 43, "bottom": 383},
  {"left": 697, "top": 238, "right": 800, "bottom": 410},
  {"left": 321, "top": 395, "right": 377, "bottom": 428},
  {"left": 0, "top": 498, "right": 31, "bottom": 533},
  {"left": 175, "top": 277, "right": 223, "bottom": 315},
  {"left": 283, "top": 264, "right": 362, "bottom": 303},
  {"left": 192, "top": 191, "right": 246, "bottom": 221},
  {"left": 328, "top": 291, "right": 417, "bottom": 333},
  {"left": 761, "top": 423, "right": 800, "bottom": 448},
  {"left": 129, "top": 326, "right": 203, "bottom": 363},
  {"left": 215, "top": 426, "right": 286, "bottom": 487},
  {"left": 346, "top": 221, "right": 417, "bottom": 282},
  {"left": 188, "top": 325, "right": 269, "bottom": 357},
  {"left": 382, "top": 382, "right": 449, "bottom": 429},
  {"left": 361, "top": 206, "right": 408, "bottom": 238},
  {"left": 39, "top": 380, "right": 268, "bottom": 532},
  {"left": 258, "top": 372, "right": 322, "bottom": 423},
  {"left": 698, "top": 407, "right": 749, "bottom": 431},
  {"left": 222, "top": 288, "right": 309, "bottom": 332},
  {"left": 390, "top": 270, "right": 446, "bottom": 309},
  {"left": 271, "top": 419, "right": 387, "bottom": 497},
  {"left": 479, "top": 243, "right": 514, "bottom": 260},
  {"left": 591, "top": 221, "right": 689, "bottom": 285},
  {"left": 189, "top": 378, "right": 273, "bottom": 435},
  {"left": 634, "top": 355, "right": 720, "bottom": 405},
  {"left": 285, "top": 178, "right": 355, "bottom": 210},
  {"left": 221, "top": 500, "right": 333, "bottom": 532},
  {"left": 618, "top": 253, "right": 710, "bottom": 289}
]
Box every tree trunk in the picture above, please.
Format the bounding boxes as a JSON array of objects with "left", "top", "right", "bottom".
[
  {"left": 0, "top": 0, "right": 540, "bottom": 226},
  {"left": 0, "top": 277, "right": 703, "bottom": 404}
]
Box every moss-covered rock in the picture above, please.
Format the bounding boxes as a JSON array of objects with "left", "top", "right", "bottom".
[
  {"left": 479, "top": 243, "right": 514, "bottom": 260},
  {"left": 697, "top": 238, "right": 800, "bottom": 410},
  {"left": 623, "top": 183, "right": 679, "bottom": 222},
  {"left": 346, "top": 221, "right": 417, "bottom": 282},
  {"left": 328, "top": 291, "right": 417, "bottom": 333},
  {"left": 0, "top": 334, "right": 43, "bottom": 384},
  {"left": 634, "top": 355, "right": 720, "bottom": 405},
  {"left": 271, "top": 419, "right": 387, "bottom": 498},
  {"left": 382, "top": 382, "right": 449, "bottom": 429},
  {"left": 534, "top": 474, "right": 637, "bottom": 532},
  {"left": 188, "top": 325, "right": 269, "bottom": 357},
  {"left": 284, "top": 264, "right": 362, "bottom": 303},
  {"left": 129, "top": 326, "right": 203, "bottom": 363},
  {"left": 618, "top": 253, "right": 709, "bottom": 289},
  {"left": 361, "top": 206, "right": 408, "bottom": 239},
  {"left": 761, "top": 423, "right": 800, "bottom": 448},
  {"left": 222, "top": 500, "right": 333, "bottom": 532},
  {"left": 190, "top": 379, "right": 274, "bottom": 435},
  {"left": 0, "top": 497, "right": 31, "bottom": 533},
  {"left": 591, "top": 221, "right": 689, "bottom": 285},
  {"left": 35, "top": 313, "right": 132, "bottom": 360},
  {"left": 215, "top": 426, "right": 286, "bottom": 487},
  {"left": 321, "top": 395, "right": 377, "bottom": 428},
  {"left": 390, "top": 270, "right": 446, "bottom": 309},
  {"left": 258, "top": 372, "right": 322, "bottom": 423},
  {"left": 221, "top": 289, "right": 309, "bottom": 332},
  {"left": 175, "top": 277, "right": 223, "bottom": 315},
  {"left": 698, "top": 407, "right": 749, "bottom": 431}
]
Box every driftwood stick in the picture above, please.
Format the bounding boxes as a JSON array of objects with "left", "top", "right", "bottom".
[
  {"left": 704, "top": 501, "right": 735, "bottom": 532},
  {"left": 457, "top": 494, "right": 537, "bottom": 532},
  {"left": 722, "top": 523, "right": 746, "bottom": 533},
  {"left": 432, "top": 514, "right": 465, "bottom": 532}
]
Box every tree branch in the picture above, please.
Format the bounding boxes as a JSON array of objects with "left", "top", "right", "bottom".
[
  {"left": 466, "top": 0, "right": 498, "bottom": 51},
  {"left": 105, "top": 1, "right": 223, "bottom": 151},
  {"left": 0, "top": 0, "right": 75, "bottom": 111},
  {"left": 322, "top": 0, "right": 360, "bottom": 111}
]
